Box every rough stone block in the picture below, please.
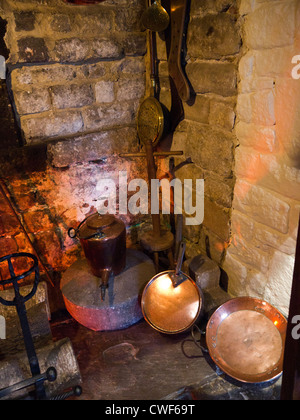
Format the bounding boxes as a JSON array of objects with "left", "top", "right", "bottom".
[
  {"left": 239, "top": 0, "right": 255, "bottom": 16},
  {"left": 95, "top": 81, "right": 115, "bottom": 103},
  {"left": 203, "top": 197, "right": 231, "bottom": 242},
  {"left": 185, "top": 122, "right": 234, "bottom": 177},
  {"left": 228, "top": 233, "right": 270, "bottom": 275},
  {"left": 223, "top": 251, "right": 248, "bottom": 296},
  {"left": 234, "top": 146, "right": 261, "bottom": 181},
  {"left": 250, "top": 90, "right": 275, "bottom": 126},
  {"left": 23, "top": 210, "right": 53, "bottom": 233},
  {"left": 54, "top": 38, "right": 90, "bottom": 63},
  {"left": 244, "top": 2, "right": 296, "bottom": 49},
  {"left": 92, "top": 39, "right": 122, "bottom": 59},
  {"left": 18, "top": 37, "right": 49, "bottom": 63},
  {"left": 0, "top": 237, "right": 18, "bottom": 257},
  {"left": 238, "top": 51, "right": 254, "bottom": 79},
  {"left": 202, "top": 287, "right": 231, "bottom": 317},
  {"left": 76, "top": 12, "right": 113, "bottom": 34},
  {"left": 123, "top": 33, "right": 147, "bottom": 56},
  {"left": 50, "top": 14, "right": 72, "bottom": 33},
  {"left": 253, "top": 46, "right": 296, "bottom": 79},
  {"left": 237, "top": 90, "right": 275, "bottom": 126},
  {"left": 51, "top": 84, "right": 94, "bottom": 109},
  {"left": 186, "top": 61, "right": 237, "bottom": 97},
  {"left": 235, "top": 121, "right": 277, "bottom": 153},
  {"left": 274, "top": 78, "right": 300, "bottom": 165},
  {"left": 47, "top": 127, "right": 138, "bottom": 167},
  {"left": 258, "top": 154, "right": 300, "bottom": 202},
  {"left": 191, "top": 0, "right": 237, "bottom": 15},
  {"left": 7, "top": 0, "right": 59, "bottom": 5},
  {"left": 0, "top": 212, "right": 20, "bottom": 236},
  {"left": 233, "top": 179, "right": 290, "bottom": 234},
  {"left": 188, "top": 14, "right": 241, "bottom": 59},
  {"left": 209, "top": 100, "right": 236, "bottom": 131},
  {"left": 34, "top": 230, "right": 63, "bottom": 269},
  {"left": 204, "top": 175, "right": 234, "bottom": 209},
  {"left": 188, "top": 254, "right": 221, "bottom": 290},
  {"left": 183, "top": 94, "right": 210, "bottom": 124},
  {"left": 254, "top": 223, "right": 297, "bottom": 257},
  {"left": 21, "top": 111, "right": 83, "bottom": 142},
  {"left": 116, "top": 56, "right": 145, "bottom": 75},
  {"left": 239, "top": 77, "right": 275, "bottom": 95},
  {"left": 264, "top": 250, "right": 295, "bottom": 316},
  {"left": 82, "top": 102, "right": 135, "bottom": 131},
  {"left": 116, "top": 77, "right": 145, "bottom": 101},
  {"left": 14, "top": 88, "right": 51, "bottom": 115},
  {"left": 196, "top": 226, "right": 227, "bottom": 265},
  {"left": 115, "top": 8, "right": 143, "bottom": 32},
  {"left": 14, "top": 11, "right": 36, "bottom": 32},
  {"left": 80, "top": 62, "right": 107, "bottom": 79},
  {"left": 11, "top": 64, "right": 79, "bottom": 87}
]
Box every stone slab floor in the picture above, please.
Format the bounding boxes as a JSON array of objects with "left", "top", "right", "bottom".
[{"left": 51, "top": 316, "right": 282, "bottom": 401}]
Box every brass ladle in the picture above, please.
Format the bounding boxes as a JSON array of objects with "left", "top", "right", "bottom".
[{"left": 141, "top": 0, "right": 170, "bottom": 32}]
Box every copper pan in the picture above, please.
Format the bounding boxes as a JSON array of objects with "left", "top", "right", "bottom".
[
  {"left": 141, "top": 270, "right": 203, "bottom": 334},
  {"left": 141, "top": 243, "right": 204, "bottom": 334},
  {"left": 206, "top": 297, "right": 287, "bottom": 383}
]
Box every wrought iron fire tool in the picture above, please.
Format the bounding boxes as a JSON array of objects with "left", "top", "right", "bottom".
[
  {"left": 0, "top": 253, "right": 54, "bottom": 399},
  {"left": 0, "top": 252, "right": 82, "bottom": 400}
]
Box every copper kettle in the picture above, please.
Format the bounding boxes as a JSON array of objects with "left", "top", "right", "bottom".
[{"left": 68, "top": 213, "right": 126, "bottom": 300}]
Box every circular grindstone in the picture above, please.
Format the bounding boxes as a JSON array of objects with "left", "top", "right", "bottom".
[{"left": 61, "top": 249, "right": 156, "bottom": 331}]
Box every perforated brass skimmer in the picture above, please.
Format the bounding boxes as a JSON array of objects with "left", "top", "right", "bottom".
[{"left": 141, "top": 0, "right": 170, "bottom": 32}]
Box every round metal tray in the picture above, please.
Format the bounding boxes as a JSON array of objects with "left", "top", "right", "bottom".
[
  {"left": 206, "top": 297, "right": 287, "bottom": 383},
  {"left": 141, "top": 271, "right": 203, "bottom": 334}
]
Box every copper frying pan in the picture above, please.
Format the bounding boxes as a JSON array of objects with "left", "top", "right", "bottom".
[{"left": 206, "top": 297, "right": 287, "bottom": 383}]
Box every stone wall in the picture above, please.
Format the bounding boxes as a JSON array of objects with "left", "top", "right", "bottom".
[
  {"left": 0, "top": 0, "right": 148, "bottom": 298},
  {"left": 157, "top": 0, "right": 241, "bottom": 265},
  {"left": 223, "top": 0, "right": 300, "bottom": 315},
  {"left": 0, "top": 0, "right": 299, "bottom": 317}
]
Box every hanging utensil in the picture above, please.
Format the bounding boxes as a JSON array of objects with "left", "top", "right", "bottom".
[
  {"left": 170, "top": 241, "right": 186, "bottom": 287},
  {"left": 137, "top": 28, "right": 170, "bottom": 148},
  {"left": 141, "top": 0, "right": 170, "bottom": 32},
  {"left": 167, "top": 0, "right": 191, "bottom": 102},
  {"left": 141, "top": 241, "right": 204, "bottom": 334}
]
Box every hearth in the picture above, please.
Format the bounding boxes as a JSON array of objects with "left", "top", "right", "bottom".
[{"left": 0, "top": 0, "right": 299, "bottom": 401}]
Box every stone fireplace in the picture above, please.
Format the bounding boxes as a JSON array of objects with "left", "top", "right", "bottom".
[
  {"left": 0, "top": 0, "right": 299, "bottom": 402},
  {"left": 0, "top": 0, "right": 299, "bottom": 321}
]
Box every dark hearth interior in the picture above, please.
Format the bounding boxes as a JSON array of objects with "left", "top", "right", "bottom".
[{"left": 0, "top": 0, "right": 299, "bottom": 401}]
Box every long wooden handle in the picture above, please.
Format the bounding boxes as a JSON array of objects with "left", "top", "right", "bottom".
[{"left": 168, "top": 0, "right": 191, "bottom": 102}]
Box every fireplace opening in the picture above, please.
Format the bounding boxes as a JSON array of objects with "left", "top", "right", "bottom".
[{"left": 0, "top": 0, "right": 299, "bottom": 401}]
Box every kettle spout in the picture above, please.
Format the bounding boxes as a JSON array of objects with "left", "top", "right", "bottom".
[
  {"left": 100, "top": 269, "right": 110, "bottom": 301},
  {"left": 100, "top": 284, "right": 107, "bottom": 301}
]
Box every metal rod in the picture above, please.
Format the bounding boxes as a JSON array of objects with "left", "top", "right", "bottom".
[
  {"left": 5, "top": 256, "right": 46, "bottom": 400},
  {"left": 0, "top": 368, "right": 56, "bottom": 399},
  {"left": 0, "top": 178, "right": 55, "bottom": 288},
  {"left": 145, "top": 140, "right": 161, "bottom": 237}
]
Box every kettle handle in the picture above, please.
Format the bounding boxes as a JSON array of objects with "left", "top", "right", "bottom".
[
  {"left": 68, "top": 225, "right": 105, "bottom": 240},
  {"left": 68, "top": 227, "right": 77, "bottom": 239}
]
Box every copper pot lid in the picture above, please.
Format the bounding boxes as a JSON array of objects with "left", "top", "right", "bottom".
[
  {"left": 141, "top": 270, "right": 203, "bottom": 334},
  {"left": 69, "top": 213, "right": 124, "bottom": 241},
  {"left": 206, "top": 297, "right": 287, "bottom": 383}
]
